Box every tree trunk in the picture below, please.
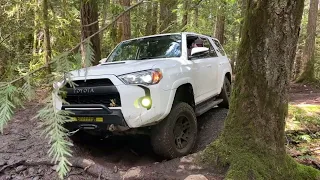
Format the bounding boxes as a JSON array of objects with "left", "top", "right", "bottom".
[
  {"left": 100, "top": 0, "right": 110, "bottom": 40},
  {"left": 182, "top": 0, "right": 189, "bottom": 29},
  {"left": 159, "top": 0, "right": 177, "bottom": 33},
  {"left": 194, "top": 6, "right": 199, "bottom": 27},
  {"left": 42, "top": 0, "right": 51, "bottom": 74},
  {"left": 145, "top": 2, "right": 153, "bottom": 35},
  {"left": 119, "top": 0, "right": 131, "bottom": 41},
  {"left": 151, "top": 2, "right": 158, "bottom": 34},
  {"left": 238, "top": 0, "right": 247, "bottom": 39},
  {"left": 145, "top": 1, "right": 158, "bottom": 35},
  {"left": 110, "top": 0, "right": 118, "bottom": 47},
  {"left": 80, "top": 0, "right": 101, "bottom": 66},
  {"left": 33, "top": 0, "right": 40, "bottom": 57},
  {"left": 214, "top": 1, "right": 225, "bottom": 45},
  {"left": 214, "top": 14, "right": 225, "bottom": 45},
  {"left": 202, "top": 0, "right": 318, "bottom": 179},
  {"left": 297, "top": 0, "right": 319, "bottom": 82}
]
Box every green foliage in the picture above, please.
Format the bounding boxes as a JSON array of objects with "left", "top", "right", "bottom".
[
  {"left": 286, "top": 104, "right": 320, "bottom": 131},
  {"left": 35, "top": 92, "right": 73, "bottom": 179},
  {"left": 0, "top": 84, "right": 21, "bottom": 133}
]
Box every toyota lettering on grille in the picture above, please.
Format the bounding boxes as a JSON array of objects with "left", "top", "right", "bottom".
[{"left": 73, "top": 88, "right": 95, "bottom": 94}]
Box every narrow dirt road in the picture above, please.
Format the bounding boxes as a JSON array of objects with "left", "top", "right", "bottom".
[{"left": 0, "top": 101, "right": 227, "bottom": 179}]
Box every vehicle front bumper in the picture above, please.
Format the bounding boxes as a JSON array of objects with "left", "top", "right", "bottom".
[
  {"left": 62, "top": 104, "right": 128, "bottom": 131},
  {"left": 53, "top": 74, "right": 172, "bottom": 129}
]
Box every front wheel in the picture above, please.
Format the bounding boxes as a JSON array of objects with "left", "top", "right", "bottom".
[
  {"left": 218, "top": 76, "right": 232, "bottom": 109},
  {"left": 151, "top": 102, "right": 197, "bottom": 159}
]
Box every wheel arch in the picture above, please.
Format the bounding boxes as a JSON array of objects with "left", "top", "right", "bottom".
[{"left": 159, "top": 81, "right": 195, "bottom": 120}]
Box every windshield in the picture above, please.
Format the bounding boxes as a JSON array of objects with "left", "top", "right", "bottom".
[{"left": 106, "top": 34, "right": 182, "bottom": 62}]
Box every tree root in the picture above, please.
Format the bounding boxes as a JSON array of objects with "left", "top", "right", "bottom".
[{"left": 0, "top": 158, "right": 121, "bottom": 179}]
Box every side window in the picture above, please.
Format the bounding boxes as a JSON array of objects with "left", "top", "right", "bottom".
[
  {"left": 187, "top": 35, "right": 217, "bottom": 59},
  {"left": 213, "top": 39, "right": 226, "bottom": 56},
  {"left": 202, "top": 37, "right": 218, "bottom": 57}
]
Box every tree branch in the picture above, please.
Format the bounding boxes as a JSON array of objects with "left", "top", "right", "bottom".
[
  {"left": 4, "top": 0, "right": 146, "bottom": 86},
  {"left": 82, "top": 20, "right": 99, "bottom": 27}
]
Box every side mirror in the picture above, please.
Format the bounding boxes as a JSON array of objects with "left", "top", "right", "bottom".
[{"left": 190, "top": 47, "right": 209, "bottom": 57}]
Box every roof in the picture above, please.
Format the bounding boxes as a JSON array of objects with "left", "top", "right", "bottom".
[{"left": 121, "top": 32, "right": 219, "bottom": 43}]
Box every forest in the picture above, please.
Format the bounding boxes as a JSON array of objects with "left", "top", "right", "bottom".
[{"left": 0, "top": 0, "right": 320, "bottom": 179}]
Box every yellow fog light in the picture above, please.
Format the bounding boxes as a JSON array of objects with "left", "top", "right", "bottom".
[
  {"left": 134, "top": 96, "right": 152, "bottom": 109},
  {"left": 141, "top": 97, "right": 151, "bottom": 107}
]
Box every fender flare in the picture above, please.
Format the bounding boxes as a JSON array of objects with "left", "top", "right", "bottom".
[{"left": 159, "top": 77, "right": 194, "bottom": 120}]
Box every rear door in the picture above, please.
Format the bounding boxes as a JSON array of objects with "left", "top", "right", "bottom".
[
  {"left": 201, "top": 37, "right": 220, "bottom": 94},
  {"left": 187, "top": 35, "right": 215, "bottom": 102},
  {"left": 210, "top": 38, "right": 230, "bottom": 93}
]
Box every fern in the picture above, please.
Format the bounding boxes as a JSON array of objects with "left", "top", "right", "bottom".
[
  {"left": 20, "top": 76, "right": 35, "bottom": 101},
  {"left": 0, "top": 84, "right": 21, "bottom": 133},
  {"left": 83, "top": 40, "right": 95, "bottom": 79},
  {"left": 35, "top": 90, "right": 73, "bottom": 179}
]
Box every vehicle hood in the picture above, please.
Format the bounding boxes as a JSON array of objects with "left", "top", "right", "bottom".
[{"left": 69, "top": 58, "right": 179, "bottom": 77}]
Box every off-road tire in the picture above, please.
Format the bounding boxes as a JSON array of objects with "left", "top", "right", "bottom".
[
  {"left": 218, "top": 76, "right": 231, "bottom": 109},
  {"left": 151, "top": 102, "right": 197, "bottom": 159}
]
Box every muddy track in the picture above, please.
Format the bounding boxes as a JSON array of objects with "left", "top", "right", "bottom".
[{"left": 0, "top": 102, "right": 227, "bottom": 180}]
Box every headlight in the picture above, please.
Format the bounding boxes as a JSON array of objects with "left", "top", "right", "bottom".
[{"left": 118, "top": 69, "right": 162, "bottom": 85}]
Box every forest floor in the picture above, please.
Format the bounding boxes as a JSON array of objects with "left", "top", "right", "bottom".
[{"left": 0, "top": 83, "right": 319, "bottom": 180}]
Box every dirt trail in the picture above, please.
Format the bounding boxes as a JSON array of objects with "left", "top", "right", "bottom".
[
  {"left": 0, "top": 83, "right": 319, "bottom": 180},
  {"left": 0, "top": 101, "right": 227, "bottom": 180},
  {"left": 289, "top": 83, "right": 320, "bottom": 105}
]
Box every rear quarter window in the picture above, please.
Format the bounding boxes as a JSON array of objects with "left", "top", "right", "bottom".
[{"left": 213, "top": 39, "right": 226, "bottom": 56}]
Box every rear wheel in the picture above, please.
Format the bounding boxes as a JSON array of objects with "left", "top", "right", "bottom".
[
  {"left": 218, "top": 76, "right": 231, "bottom": 109},
  {"left": 151, "top": 102, "right": 197, "bottom": 159}
]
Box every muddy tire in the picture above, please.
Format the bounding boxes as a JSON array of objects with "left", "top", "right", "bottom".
[
  {"left": 151, "top": 102, "right": 197, "bottom": 159},
  {"left": 218, "top": 76, "right": 231, "bottom": 109}
]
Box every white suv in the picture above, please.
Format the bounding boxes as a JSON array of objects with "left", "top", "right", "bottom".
[{"left": 54, "top": 32, "right": 232, "bottom": 158}]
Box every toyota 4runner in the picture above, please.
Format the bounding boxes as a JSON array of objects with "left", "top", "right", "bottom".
[{"left": 54, "top": 32, "right": 232, "bottom": 159}]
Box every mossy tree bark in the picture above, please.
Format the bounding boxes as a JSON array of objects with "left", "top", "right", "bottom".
[
  {"left": 80, "top": 0, "right": 101, "bottom": 65},
  {"left": 202, "top": 0, "right": 320, "bottom": 179},
  {"left": 297, "top": 0, "right": 319, "bottom": 83}
]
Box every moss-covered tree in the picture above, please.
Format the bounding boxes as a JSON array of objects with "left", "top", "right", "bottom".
[
  {"left": 202, "top": 0, "right": 320, "bottom": 179},
  {"left": 297, "top": 0, "right": 319, "bottom": 82}
]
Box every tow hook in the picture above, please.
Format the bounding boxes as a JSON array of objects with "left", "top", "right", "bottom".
[{"left": 67, "top": 128, "right": 80, "bottom": 136}]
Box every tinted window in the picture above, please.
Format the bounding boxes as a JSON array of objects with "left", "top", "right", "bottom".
[
  {"left": 107, "top": 35, "right": 182, "bottom": 62},
  {"left": 213, "top": 39, "right": 226, "bottom": 56}
]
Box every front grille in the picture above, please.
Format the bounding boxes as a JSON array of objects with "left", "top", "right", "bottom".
[
  {"left": 66, "top": 79, "right": 113, "bottom": 88},
  {"left": 63, "top": 78, "right": 121, "bottom": 107},
  {"left": 65, "top": 94, "right": 121, "bottom": 107}
]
